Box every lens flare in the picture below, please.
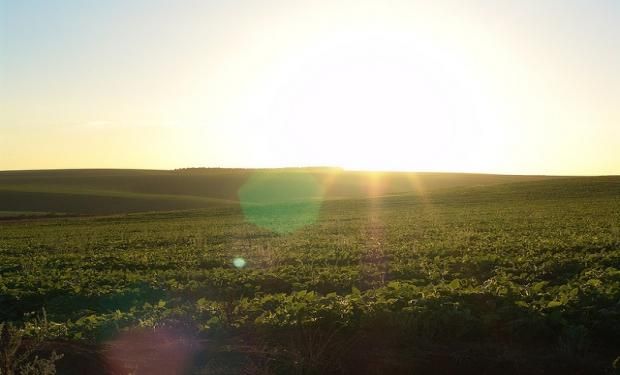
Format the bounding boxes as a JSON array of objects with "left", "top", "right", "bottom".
[
  {"left": 233, "top": 257, "right": 246, "bottom": 268},
  {"left": 238, "top": 171, "right": 324, "bottom": 233},
  {"left": 104, "top": 328, "right": 197, "bottom": 375}
]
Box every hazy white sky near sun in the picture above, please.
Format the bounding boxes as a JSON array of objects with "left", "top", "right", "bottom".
[{"left": 1, "top": 0, "right": 619, "bottom": 174}]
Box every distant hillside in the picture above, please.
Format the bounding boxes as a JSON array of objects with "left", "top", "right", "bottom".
[
  {"left": 430, "top": 175, "right": 620, "bottom": 202},
  {"left": 0, "top": 168, "right": 570, "bottom": 216}
]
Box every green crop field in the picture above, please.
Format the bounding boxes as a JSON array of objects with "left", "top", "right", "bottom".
[
  {"left": 0, "top": 168, "right": 555, "bottom": 216},
  {"left": 1, "top": 170, "right": 619, "bottom": 374}
]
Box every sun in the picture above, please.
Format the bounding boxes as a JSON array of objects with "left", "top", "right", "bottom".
[{"left": 223, "top": 31, "right": 497, "bottom": 172}]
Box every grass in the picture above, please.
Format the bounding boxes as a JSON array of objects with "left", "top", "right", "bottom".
[
  {"left": 1, "top": 170, "right": 619, "bottom": 373},
  {"left": 0, "top": 168, "right": 560, "bottom": 214},
  {"left": 0, "top": 211, "right": 54, "bottom": 218}
]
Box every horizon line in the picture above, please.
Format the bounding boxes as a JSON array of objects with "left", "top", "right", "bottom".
[{"left": 0, "top": 166, "right": 617, "bottom": 178}]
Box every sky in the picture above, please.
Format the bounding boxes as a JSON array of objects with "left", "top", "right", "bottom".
[{"left": 1, "top": 0, "right": 619, "bottom": 175}]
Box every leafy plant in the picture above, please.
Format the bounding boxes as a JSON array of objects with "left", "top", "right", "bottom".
[{"left": 0, "top": 310, "right": 63, "bottom": 375}]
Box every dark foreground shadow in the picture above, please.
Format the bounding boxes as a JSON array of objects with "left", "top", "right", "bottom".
[{"left": 40, "top": 291, "right": 619, "bottom": 375}]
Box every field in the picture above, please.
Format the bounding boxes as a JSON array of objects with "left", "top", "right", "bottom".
[
  {"left": 1, "top": 169, "right": 620, "bottom": 374},
  {"left": 0, "top": 168, "right": 555, "bottom": 216}
]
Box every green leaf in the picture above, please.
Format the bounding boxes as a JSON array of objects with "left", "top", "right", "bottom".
[
  {"left": 532, "top": 281, "right": 548, "bottom": 293},
  {"left": 515, "top": 301, "right": 529, "bottom": 308}
]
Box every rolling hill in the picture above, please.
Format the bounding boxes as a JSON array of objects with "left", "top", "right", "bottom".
[{"left": 0, "top": 168, "right": 584, "bottom": 216}]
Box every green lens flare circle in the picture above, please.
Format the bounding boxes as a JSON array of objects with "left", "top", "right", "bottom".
[
  {"left": 233, "top": 257, "right": 246, "bottom": 268},
  {"left": 237, "top": 171, "right": 324, "bottom": 234}
]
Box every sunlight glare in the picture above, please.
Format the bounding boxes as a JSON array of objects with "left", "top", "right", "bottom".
[{"left": 227, "top": 31, "right": 496, "bottom": 172}]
